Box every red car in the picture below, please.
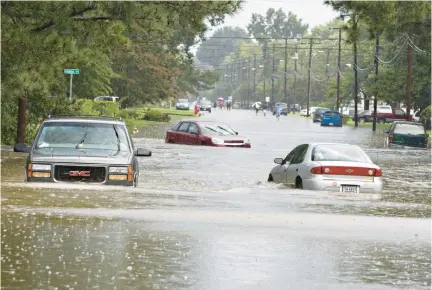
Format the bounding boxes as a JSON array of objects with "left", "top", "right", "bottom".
[{"left": 165, "top": 120, "right": 251, "bottom": 148}]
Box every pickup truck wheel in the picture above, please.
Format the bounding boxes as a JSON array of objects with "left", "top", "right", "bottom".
[
  {"left": 201, "top": 142, "right": 208, "bottom": 146},
  {"left": 378, "top": 118, "right": 385, "bottom": 124}
]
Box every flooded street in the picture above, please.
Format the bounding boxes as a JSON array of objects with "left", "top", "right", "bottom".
[{"left": 2, "top": 110, "right": 431, "bottom": 289}]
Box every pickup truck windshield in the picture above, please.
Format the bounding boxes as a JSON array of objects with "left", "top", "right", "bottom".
[{"left": 35, "top": 122, "right": 131, "bottom": 152}]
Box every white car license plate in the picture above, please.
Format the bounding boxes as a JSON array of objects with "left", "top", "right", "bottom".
[
  {"left": 329, "top": 123, "right": 333, "bottom": 126},
  {"left": 342, "top": 185, "right": 358, "bottom": 193}
]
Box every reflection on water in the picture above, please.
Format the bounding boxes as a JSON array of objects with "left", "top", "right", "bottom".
[
  {"left": 1, "top": 213, "right": 196, "bottom": 290},
  {"left": 2, "top": 212, "right": 430, "bottom": 290}
]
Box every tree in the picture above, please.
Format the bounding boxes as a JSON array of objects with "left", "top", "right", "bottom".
[
  {"left": 0, "top": 1, "right": 242, "bottom": 144},
  {"left": 325, "top": 0, "right": 431, "bottom": 111},
  {"left": 196, "top": 26, "right": 250, "bottom": 67},
  {"left": 247, "top": 8, "right": 308, "bottom": 42}
]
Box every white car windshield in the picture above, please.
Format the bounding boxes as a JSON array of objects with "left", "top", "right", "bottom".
[
  {"left": 201, "top": 124, "right": 236, "bottom": 136},
  {"left": 394, "top": 123, "right": 425, "bottom": 135},
  {"left": 177, "top": 99, "right": 188, "bottom": 103},
  {"left": 35, "top": 122, "right": 131, "bottom": 152},
  {"left": 312, "top": 144, "right": 371, "bottom": 163}
]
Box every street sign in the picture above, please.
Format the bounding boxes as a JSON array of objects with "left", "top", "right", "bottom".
[{"left": 64, "top": 69, "right": 79, "bottom": 75}]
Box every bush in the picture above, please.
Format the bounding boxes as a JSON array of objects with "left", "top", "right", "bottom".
[
  {"left": 342, "top": 115, "right": 351, "bottom": 125},
  {"left": 124, "top": 119, "right": 136, "bottom": 135},
  {"left": 420, "top": 105, "right": 431, "bottom": 130},
  {"left": 92, "top": 101, "right": 120, "bottom": 116},
  {"left": 143, "top": 109, "right": 170, "bottom": 122}
]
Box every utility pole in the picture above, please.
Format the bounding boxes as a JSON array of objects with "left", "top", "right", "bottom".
[
  {"left": 263, "top": 42, "right": 268, "bottom": 104},
  {"left": 407, "top": 41, "right": 413, "bottom": 121},
  {"left": 284, "top": 37, "right": 288, "bottom": 104},
  {"left": 372, "top": 34, "right": 379, "bottom": 132},
  {"left": 247, "top": 56, "right": 251, "bottom": 108},
  {"left": 271, "top": 41, "right": 276, "bottom": 103},
  {"left": 293, "top": 43, "right": 298, "bottom": 105},
  {"left": 305, "top": 38, "right": 322, "bottom": 117},
  {"left": 253, "top": 54, "right": 257, "bottom": 102},
  {"left": 336, "top": 27, "right": 342, "bottom": 111},
  {"left": 325, "top": 49, "right": 330, "bottom": 78},
  {"left": 353, "top": 15, "right": 359, "bottom": 128}
]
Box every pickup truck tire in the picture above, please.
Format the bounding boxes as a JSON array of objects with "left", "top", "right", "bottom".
[{"left": 378, "top": 118, "right": 386, "bottom": 124}]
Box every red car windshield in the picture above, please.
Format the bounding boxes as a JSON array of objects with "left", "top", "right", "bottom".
[{"left": 200, "top": 124, "right": 236, "bottom": 136}]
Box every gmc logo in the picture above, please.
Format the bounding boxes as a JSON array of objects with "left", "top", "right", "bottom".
[{"left": 69, "top": 171, "right": 90, "bottom": 177}]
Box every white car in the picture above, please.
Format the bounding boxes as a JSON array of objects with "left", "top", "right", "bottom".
[
  {"left": 94, "top": 96, "right": 119, "bottom": 102},
  {"left": 268, "top": 142, "right": 383, "bottom": 194},
  {"left": 300, "top": 106, "right": 318, "bottom": 116}
]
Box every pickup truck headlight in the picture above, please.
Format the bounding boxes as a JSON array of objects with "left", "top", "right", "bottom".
[
  {"left": 211, "top": 138, "right": 224, "bottom": 145},
  {"left": 31, "top": 164, "right": 51, "bottom": 171},
  {"left": 109, "top": 166, "right": 129, "bottom": 174}
]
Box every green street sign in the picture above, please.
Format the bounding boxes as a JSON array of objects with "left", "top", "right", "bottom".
[{"left": 64, "top": 69, "right": 79, "bottom": 75}]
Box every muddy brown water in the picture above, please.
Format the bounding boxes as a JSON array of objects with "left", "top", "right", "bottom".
[{"left": 1, "top": 111, "right": 431, "bottom": 289}]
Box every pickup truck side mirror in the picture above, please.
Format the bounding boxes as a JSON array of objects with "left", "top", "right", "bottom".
[
  {"left": 14, "top": 143, "right": 31, "bottom": 153},
  {"left": 135, "top": 148, "right": 152, "bottom": 157}
]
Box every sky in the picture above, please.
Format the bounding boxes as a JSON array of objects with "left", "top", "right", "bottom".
[{"left": 192, "top": 0, "right": 339, "bottom": 54}]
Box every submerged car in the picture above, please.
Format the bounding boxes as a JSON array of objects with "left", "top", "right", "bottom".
[
  {"left": 14, "top": 116, "right": 152, "bottom": 187},
  {"left": 268, "top": 142, "right": 383, "bottom": 194},
  {"left": 165, "top": 120, "right": 251, "bottom": 148},
  {"left": 321, "top": 110, "right": 343, "bottom": 127},
  {"left": 384, "top": 121, "right": 429, "bottom": 149}
]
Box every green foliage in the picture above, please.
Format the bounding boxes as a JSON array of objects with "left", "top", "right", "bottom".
[
  {"left": 247, "top": 9, "right": 309, "bottom": 42},
  {"left": 196, "top": 26, "right": 250, "bottom": 67},
  {"left": 1, "top": 1, "right": 242, "bottom": 144},
  {"left": 124, "top": 119, "right": 137, "bottom": 135},
  {"left": 420, "top": 105, "right": 431, "bottom": 124},
  {"left": 144, "top": 109, "right": 171, "bottom": 122},
  {"left": 92, "top": 101, "right": 120, "bottom": 117},
  {"left": 342, "top": 115, "right": 351, "bottom": 125}
]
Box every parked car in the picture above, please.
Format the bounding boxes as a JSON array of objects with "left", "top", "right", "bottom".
[
  {"left": 312, "top": 108, "right": 330, "bottom": 123},
  {"left": 384, "top": 121, "right": 429, "bottom": 149},
  {"left": 94, "top": 96, "right": 119, "bottom": 102},
  {"left": 199, "top": 100, "right": 212, "bottom": 113},
  {"left": 374, "top": 108, "right": 411, "bottom": 123},
  {"left": 268, "top": 142, "right": 383, "bottom": 194},
  {"left": 353, "top": 110, "right": 373, "bottom": 123},
  {"left": 272, "top": 103, "right": 288, "bottom": 115},
  {"left": 300, "top": 107, "right": 318, "bottom": 116},
  {"left": 176, "top": 98, "right": 189, "bottom": 110},
  {"left": 165, "top": 120, "right": 251, "bottom": 148},
  {"left": 321, "top": 110, "right": 343, "bottom": 127},
  {"left": 13, "top": 115, "right": 152, "bottom": 187}
]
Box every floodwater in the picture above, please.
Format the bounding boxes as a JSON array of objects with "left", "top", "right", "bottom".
[{"left": 1, "top": 110, "right": 431, "bottom": 289}]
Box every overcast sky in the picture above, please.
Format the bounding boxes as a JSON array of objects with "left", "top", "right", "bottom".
[{"left": 193, "top": 0, "right": 339, "bottom": 54}]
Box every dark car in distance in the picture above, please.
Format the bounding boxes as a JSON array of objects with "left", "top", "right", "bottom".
[
  {"left": 312, "top": 108, "right": 330, "bottom": 123},
  {"left": 165, "top": 120, "right": 251, "bottom": 148},
  {"left": 14, "top": 115, "right": 152, "bottom": 187},
  {"left": 384, "top": 121, "right": 429, "bottom": 149},
  {"left": 199, "top": 100, "right": 212, "bottom": 113}
]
